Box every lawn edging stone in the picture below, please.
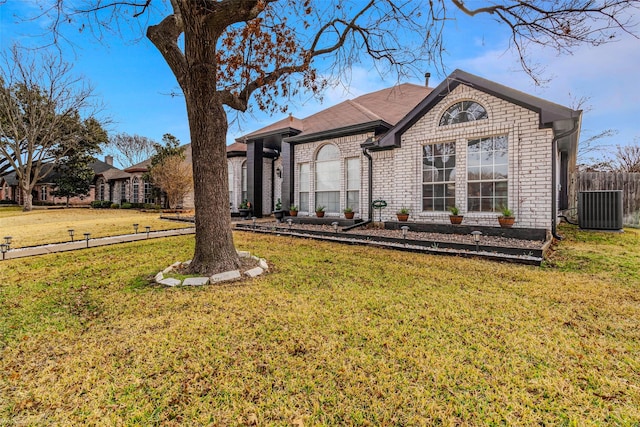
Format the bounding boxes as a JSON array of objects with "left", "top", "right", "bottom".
[{"left": 155, "top": 250, "right": 267, "bottom": 286}]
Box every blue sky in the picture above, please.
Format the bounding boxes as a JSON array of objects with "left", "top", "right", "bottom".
[{"left": 1, "top": 1, "right": 638, "bottom": 168}]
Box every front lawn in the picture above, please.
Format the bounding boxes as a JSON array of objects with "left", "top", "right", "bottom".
[
  {"left": 0, "top": 224, "right": 638, "bottom": 425},
  {"left": 0, "top": 207, "right": 192, "bottom": 248}
]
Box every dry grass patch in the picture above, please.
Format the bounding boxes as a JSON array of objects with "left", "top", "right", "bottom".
[
  {"left": 0, "top": 225, "right": 639, "bottom": 425},
  {"left": 0, "top": 207, "right": 191, "bottom": 248}
]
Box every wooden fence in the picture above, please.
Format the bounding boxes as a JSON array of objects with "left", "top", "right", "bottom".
[{"left": 575, "top": 171, "right": 640, "bottom": 226}]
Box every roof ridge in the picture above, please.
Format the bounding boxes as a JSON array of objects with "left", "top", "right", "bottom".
[{"left": 346, "top": 99, "right": 382, "bottom": 121}]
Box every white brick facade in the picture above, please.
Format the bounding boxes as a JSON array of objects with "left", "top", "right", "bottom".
[
  {"left": 363, "top": 84, "right": 553, "bottom": 228},
  {"left": 293, "top": 132, "right": 372, "bottom": 217},
  {"left": 289, "top": 84, "right": 555, "bottom": 229}
]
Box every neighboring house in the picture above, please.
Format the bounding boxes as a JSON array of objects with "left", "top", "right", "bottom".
[
  {"left": 239, "top": 69, "right": 582, "bottom": 233},
  {"left": 92, "top": 156, "right": 133, "bottom": 204},
  {"left": 126, "top": 142, "right": 248, "bottom": 210},
  {"left": 0, "top": 156, "right": 130, "bottom": 206}
]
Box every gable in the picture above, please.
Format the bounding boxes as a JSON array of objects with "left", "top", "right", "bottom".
[{"left": 376, "top": 69, "right": 581, "bottom": 149}]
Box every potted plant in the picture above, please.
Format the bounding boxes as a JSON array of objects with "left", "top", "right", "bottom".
[
  {"left": 448, "top": 206, "right": 464, "bottom": 225},
  {"left": 343, "top": 206, "right": 355, "bottom": 219},
  {"left": 273, "top": 198, "right": 285, "bottom": 222},
  {"left": 289, "top": 204, "right": 298, "bottom": 217},
  {"left": 315, "top": 206, "right": 325, "bottom": 218},
  {"left": 238, "top": 199, "right": 252, "bottom": 219},
  {"left": 498, "top": 206, "right": 515, "bottom": 228},
  {"left": 396, "top": 207, "right": 409, "bottom": 222}
]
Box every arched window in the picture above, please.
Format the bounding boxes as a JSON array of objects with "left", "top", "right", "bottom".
[
  {"left": 241, "top": 161, "right": 247, "bottom": 202},
  {"left": 315, "top": 144, "right": 340, "bottom": 212},
  {"left": 228, "top": 161, "right": 234, "bottom": 208},
  {"left": 132, "top": 177, "right": 139, "bottom": 203},
  {"left": 439, "top": 101, "right": 487, "bottom": 126}
]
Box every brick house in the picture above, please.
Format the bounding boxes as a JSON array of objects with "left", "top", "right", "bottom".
[
  {"left": 125, "top": 142, "right": 248, "bottom": 210},
  {"left": 239, "top": 69, "right": 582, "bottom": 233},
  {"left": 0, "top": 156, "right": 129, "bottom": 206}
]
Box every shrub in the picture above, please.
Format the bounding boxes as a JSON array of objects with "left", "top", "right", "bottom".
[
  {"left": 101, "top": 201, "right": 112, "bottom": 208},
  {"left": 121, "top": 202, "right": 133, "bottom": 209},
  {"left": 110, "top": 203, "right": 120, "bottom": 209}
]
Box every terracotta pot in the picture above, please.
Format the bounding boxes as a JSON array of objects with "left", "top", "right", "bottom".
[
  {"left": 316, "top": 211, "right": 325, "bottom": 218},
  {"left": 289, "top": 210, "right": 298, "bottom": 217},
  {"left": 449, "top": 215, "right": 464, "bottom": 225},
  {"left": 344, "top": 212, "right": 355, "bottom": 219},
  {"left": 498, "top": 216, "right": 515, "bottom": 228},
  {"left": 396, "top": 213, "right": 409, "bottom": 222}
]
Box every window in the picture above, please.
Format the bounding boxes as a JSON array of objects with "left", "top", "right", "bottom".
[
  {"left": 439, "top": 101, "right": 488, "bottom": 126},
  {"left": 228, "top": 162, "right": 234, "bottom": 208},
  {"left": 241, "top": 161, "right": 247, "bottom": 202},
  {"left": 467, "top": 135, "right": 508, "bottom": 212},
  {"left": 346, "top": 158, "right": 360, "bottom": 212},
  {"left": 299, "top": 163, "right": 310, "bottom": 212},
  {"left": 422, "top": 142, "right": 456, "bottom": 211},
  {"left": 132, "top": 178, "right": 139, "bottom": 203},
  {"left": 315, "top": 144, "right": 340, "bottom": 212},
  {"left": 99, "top": 181, "right": 105, "bottom": 201},
  {"left": 120, "top": 181, "right": 127, "bottom": 203},
  {"left": 144, "top": 181, "right": 153, "bottom": 204},
  {"left": 40, "top": 186, "right": 47, "bottom": 201}
]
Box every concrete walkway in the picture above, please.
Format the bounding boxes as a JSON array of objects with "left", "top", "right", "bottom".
[{"left": 2, "top": 227, "right": 195, "bottom": 260}]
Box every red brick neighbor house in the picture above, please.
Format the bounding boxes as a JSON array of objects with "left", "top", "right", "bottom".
[{"left": 1, "top": 156, "right": 128, "bottom": 206}]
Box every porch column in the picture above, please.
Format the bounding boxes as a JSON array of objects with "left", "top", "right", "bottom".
[
  {"left": 281, "top": 141, "right": 294, "bottom": 210},
  {"left": 247, "top": 140, "right": 264, "bottom": 217}
]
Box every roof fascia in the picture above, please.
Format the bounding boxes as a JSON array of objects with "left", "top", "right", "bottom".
[{"left": 285, "top": 120, "right": 391, "bottom": 145}]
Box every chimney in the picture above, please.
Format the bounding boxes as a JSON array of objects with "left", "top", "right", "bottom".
[
  {"left": 425, "top": 72, "right": 431, "bottom": 87},
  {"left": 105, "top": 155, "right": 113, "bottom": 166}
]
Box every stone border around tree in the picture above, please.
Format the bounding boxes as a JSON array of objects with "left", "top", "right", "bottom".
[{"left": 154, "top": 250, "right": 268, "bottom": 286}]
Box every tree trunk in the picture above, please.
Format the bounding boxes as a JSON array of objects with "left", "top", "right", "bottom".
[
  {"left": 22, "top": 188, "right": 33, "bottom": 212},
  {"left": 186, "top": 98, "right": 240, "bottom": 276},
  {"left": 182, "top": 14, "right": 240, "bottom": 276}
]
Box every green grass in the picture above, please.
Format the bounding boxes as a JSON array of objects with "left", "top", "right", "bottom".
[{"left": 0, "top": 223, "right": 639, "bottom": 425}]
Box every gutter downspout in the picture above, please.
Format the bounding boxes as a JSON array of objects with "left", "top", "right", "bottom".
[
  {"left": 551, "top": 120, "right": 580, "bottom": 240},
  {"left": 362, "top": 146, "right": 373, "bottom": 221}
]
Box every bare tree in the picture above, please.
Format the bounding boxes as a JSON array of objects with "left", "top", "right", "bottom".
[
  {"left": 612, "top": 140, "right": 640, "bottom": 172},
  {"left": 27, "top": 0, "right": 638, "bottom": 274},
  {"left": 149, "top": 155, "right": 193, "bottom": 209},
  {"left": 0, "top": 46, "right": 106, "bottom": 211},
  {"left": 108, "top": 132, "right": 157, "bottom": 168}
]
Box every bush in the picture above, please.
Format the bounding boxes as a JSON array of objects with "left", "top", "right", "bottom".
[
  {"left": 0, "top": 199, "right": 18, "bottom": 205},
  {"left": 121, "top": 202, "right": 133, "bottom": 209},
  {"left": 110, "top": 203, "right": 120, "bottom": 209},
  {"left": 101, "top": 201, "right": 112, "bottom": 208}
]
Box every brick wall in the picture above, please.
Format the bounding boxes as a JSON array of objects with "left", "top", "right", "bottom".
[
  {"left": 294, "top": 132, "right": 373, "bottom": 217},
  {"left": 384, "top": 84, "right": 553, "bottom": 229}
]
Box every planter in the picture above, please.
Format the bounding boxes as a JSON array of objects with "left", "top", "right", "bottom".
[
  {"left": 273, "top": 210, "right": 286, "bottom": 222},
  {"left": 238, "top": 208, "right": 252, "bottom": 219},
  {"left": 316, "top": 211, "right": 325, "bottom": 218},
  {"left": 289, "top": 210, "right": 298, "bottom": 217},
  {"left": 396, "top": 213, "right": 409, "bottom": 222},
  {"left": 449, "top": 215, "right": 464, "bottom": 225},
  {"left": 498, "top": 216, "right": 515, "bottom": 228},
  {"left": 344, "top": 212, "right": 355, "bottom": 219}
]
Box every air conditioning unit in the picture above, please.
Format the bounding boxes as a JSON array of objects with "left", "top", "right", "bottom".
[{"left": 578, "top": 190, "right": 623, "bottom": 231}]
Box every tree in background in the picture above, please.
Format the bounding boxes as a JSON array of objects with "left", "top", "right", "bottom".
[
  {"left": 611, "top": 140, "right": 640, "bottom": 173},
  {"left": 108, "top": 132, "right": 157, "bottom": 168},
  {"left": 147, "top": 134, "right": 193, "bottom": 209},
  {"left": 52, "top": 152, "right": 97, "bottom": 207},
  {"left": 0, "top": 46, "right": 106, "bottom": 211},
  {"left": 34, "top": 0, "right": 638, "bottom": 275}
]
